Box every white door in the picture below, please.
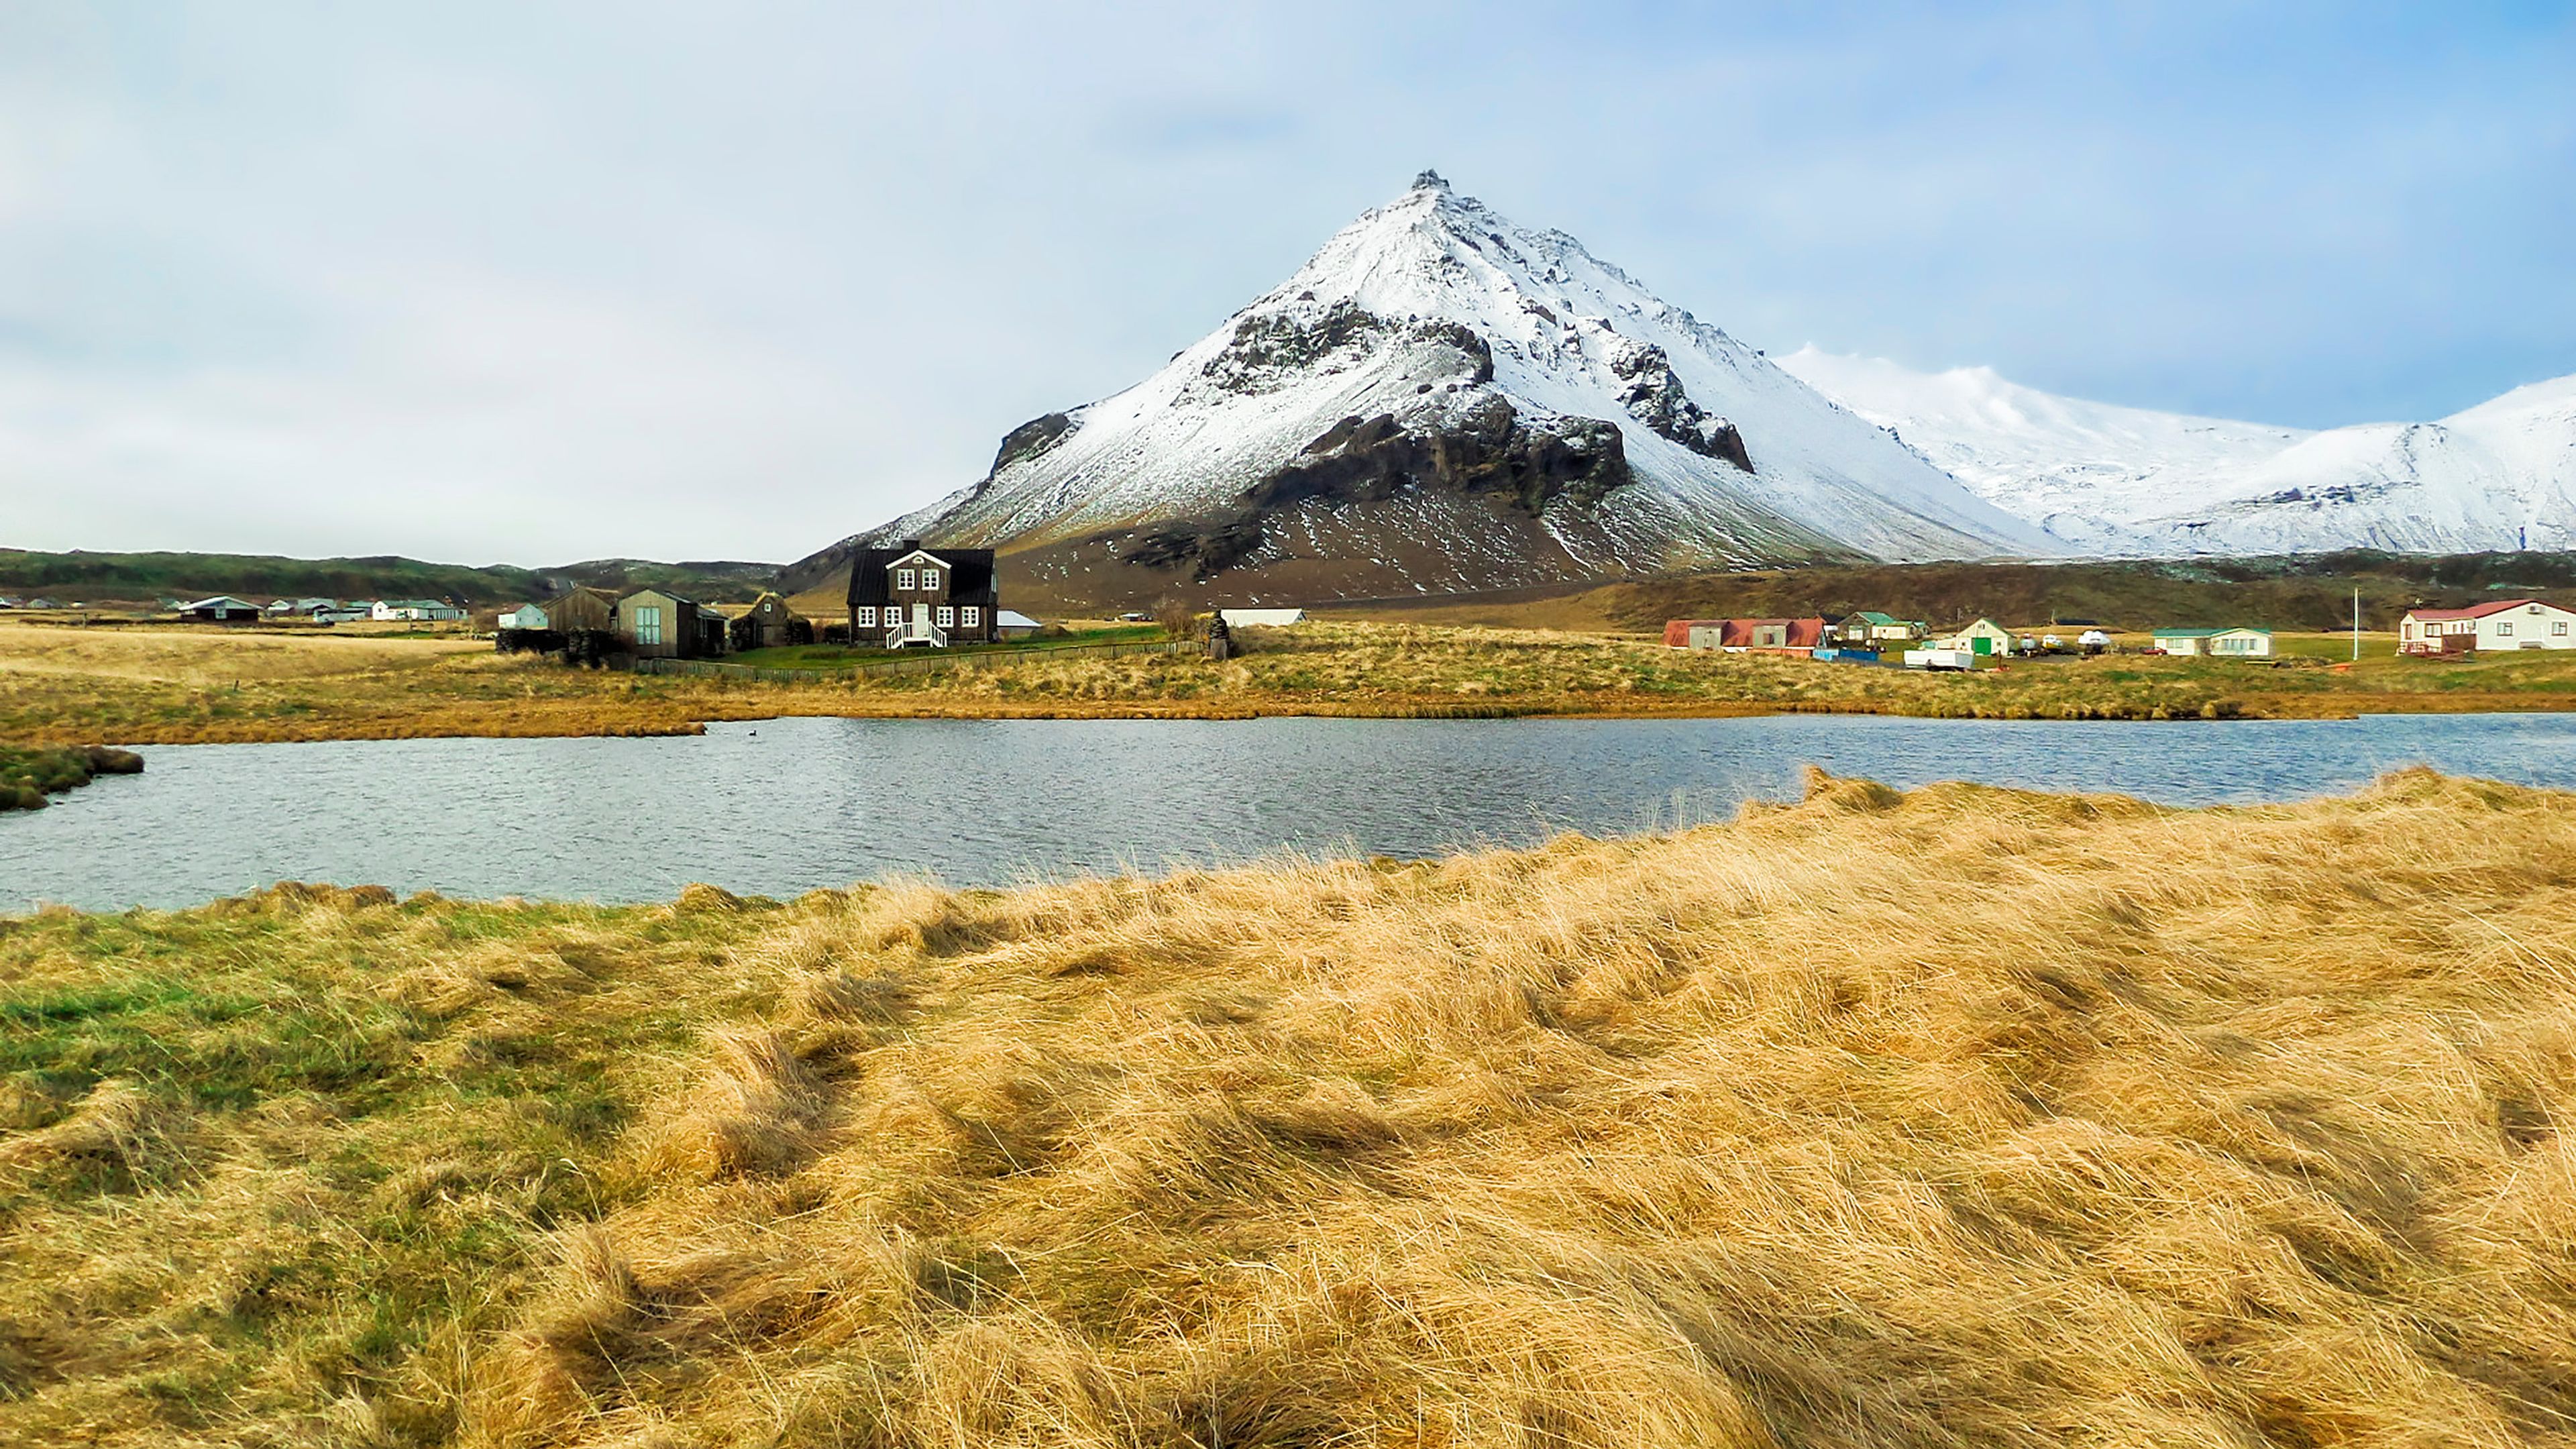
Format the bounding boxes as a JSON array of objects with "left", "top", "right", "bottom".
[{"left": 912, "top": 602, "right": 929, "bottom": 636}]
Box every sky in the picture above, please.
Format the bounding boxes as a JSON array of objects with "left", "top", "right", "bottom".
[{"left": 3, "top": 1, "right": 2571, "bottom": 566}]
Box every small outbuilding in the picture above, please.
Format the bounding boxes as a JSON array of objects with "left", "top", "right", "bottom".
[
  {"left": 1931, "top": 618, "right": 2016, "bottom": 657},
  {"left": 372, "top": 599, "right": 467, "bottom": 623},
  {"left": 1218, "top": 608, "right": 1305, "bottom": 628},
  {"left": 995, "top": 609, "right": 1044, "bottom": 641},
  {"left": 724, "top": 591, "right": 808, "bottom": 652},
  {"left": 498, "top": 603, "right": 551, "bottom": 631},
  {"left": 1666, "top": 617, "right": 1829, "bottom": 651},
  {"left": 1837, "top": 610, "right": 1926, "bottom": 645},
  {"left": 542, "top": 587, "right": 621, "bottom": 633},
  {"left": 179, "top": 596, "right": 263, "bottom": 623},
  {"left": 618, "top": 588, "right": 728, "bottom": 659}
]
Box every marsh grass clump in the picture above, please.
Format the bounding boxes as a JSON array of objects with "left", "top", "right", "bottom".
[
  {"left": 0, "top": 744, "right": 142, "bottom": 810},
  {"left": 8, "top": 771, "right": 2576, "bottom": 1445}
]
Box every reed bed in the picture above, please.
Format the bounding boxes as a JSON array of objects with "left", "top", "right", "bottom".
[{"left": 5, "top": 771, "right": 2575, "bottom": 1446}]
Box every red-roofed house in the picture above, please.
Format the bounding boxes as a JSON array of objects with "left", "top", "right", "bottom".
[{"left": 2399, "top": 599, "right": 2576, "bottom": 655}]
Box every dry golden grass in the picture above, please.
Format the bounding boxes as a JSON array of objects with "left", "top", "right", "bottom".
[
  {"left": 7, "top": 772, "right": 2576, "bottom": 1445},
  {"left": 0, "top": 621, "right": 484, "bottom": 686}
]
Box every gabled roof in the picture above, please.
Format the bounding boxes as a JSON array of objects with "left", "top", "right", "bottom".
[
  {"left": 1850, "top": 610, "right": 1919, "bottom": 626},
  {"left": 182, "top": 596, "right": 259, "bottom": 610},
  {"left": 2405, "top": 599, "right": 2554, "bottom": 622},
  {"left": 2153, "top": 625, "right": 2271, "bottom": 637},
  {"left": 846, "top": 545, "right": 999, "bottom": 607}
]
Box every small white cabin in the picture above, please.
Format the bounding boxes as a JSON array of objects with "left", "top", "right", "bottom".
[
  {"left": 2153, "top": 627, "right": 2273, "bottom": 658},
  {"left": 499, "top": 603, "right": 551, "bottom": 631}
]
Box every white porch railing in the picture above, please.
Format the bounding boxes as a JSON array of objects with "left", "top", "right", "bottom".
[{"left": 884, "top": 619, "right": 949, "bottom": 649}]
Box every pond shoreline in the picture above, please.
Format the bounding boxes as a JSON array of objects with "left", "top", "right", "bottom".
[{"left": 9, "top": 713, "right": 2575, "bottom": 914}]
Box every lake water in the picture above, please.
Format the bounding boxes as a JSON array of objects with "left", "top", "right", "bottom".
[{"left": 5, "top": 712, "right": 2575, "bottom": 913}]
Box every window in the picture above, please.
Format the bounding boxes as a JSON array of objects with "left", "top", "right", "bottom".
[
  {"left": 855, "top": 606, "right": 875, "bottom": 627},
  {"left": 961, "top": 606, "right": 980, "bottom": 628},
  {"left": 936, "top": 605, "right": 955, "bottom": 627},
  {"left": 2499, "top": 621, "right": 2514, "bottom": 637},
  {"left": 895, "top": 568, "right": 915, "bottom": 590},
  {"left": 2557, "top": 621, "right": 2569, "bottom": 636},
  {"left": 634, "top": 606, "right": 662, "bottom": 645}
]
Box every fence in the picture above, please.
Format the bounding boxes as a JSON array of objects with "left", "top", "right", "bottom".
[{"left": 632, "top": 637, "right": 1195, "bottom": 684}]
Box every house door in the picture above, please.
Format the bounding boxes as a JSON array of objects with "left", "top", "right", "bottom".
[
  {"left": 913, "top": 602, "right": 930, "bottom": 635},
  {"left": 1971, "top": 635, "right": 1992, "bottom": 655}
]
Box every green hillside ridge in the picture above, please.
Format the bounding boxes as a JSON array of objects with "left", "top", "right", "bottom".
[{"left": 0, "top": 550, "right": 783, "bottom": 608}]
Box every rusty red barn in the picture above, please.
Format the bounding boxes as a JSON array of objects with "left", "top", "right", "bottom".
[{"left": 1664, "top": 617, "right": 1830, "bottom": 651}]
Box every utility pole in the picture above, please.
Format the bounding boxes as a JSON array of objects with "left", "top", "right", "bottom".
[{"left": 2353, "top": 587, "right": 2361, "bottom": 661}]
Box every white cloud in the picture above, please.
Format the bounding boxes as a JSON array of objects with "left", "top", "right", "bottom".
[{"left": 0, "top": 1, "right": 2568, "bottom": 564}]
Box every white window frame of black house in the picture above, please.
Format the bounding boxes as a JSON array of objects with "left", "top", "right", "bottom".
[
  {"left": 920, "top": 562, "right": 941, "bottom": 587},
  {"left": 896, "top": 568, "right": 916, "bottom": 590},
  {"left": 635, "top": 606, "right": 663, "bottom": 645},
  {"left": 936, "top": 604, "right": 955, "bottom": 627},
  {"left": 961, "top": 606, "right": 979, "bottom": 628},
  {"left": 855, "top": 606, "right": 875, "bottom": 628}
]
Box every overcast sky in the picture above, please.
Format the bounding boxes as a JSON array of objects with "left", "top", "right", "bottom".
[{"left": 5, "top": 1, "right": 2571, "bottom": 566}]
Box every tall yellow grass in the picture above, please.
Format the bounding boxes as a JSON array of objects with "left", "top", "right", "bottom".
[{"left": 8, "top": 771, "right": 2573, "bottom": 1445}]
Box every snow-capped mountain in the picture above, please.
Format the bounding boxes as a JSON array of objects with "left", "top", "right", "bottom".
[
  {"left": 816, "top": 174, "right": 2047, "bottom": 603},
  {"left": 1779, "top": 348, "right": 2576, "bottom": 556}
]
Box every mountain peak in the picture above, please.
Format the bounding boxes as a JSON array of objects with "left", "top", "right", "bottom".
[{"left": 838, "top": 182, "right": 2048, "bottom": 606}]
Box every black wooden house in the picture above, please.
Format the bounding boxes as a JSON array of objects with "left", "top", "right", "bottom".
[{"left": 845, "top": 541, "right": 1000, "bottom": 648}]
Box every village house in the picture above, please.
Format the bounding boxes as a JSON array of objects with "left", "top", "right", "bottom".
[
  {"left": 1837, "top": 610, "right": 1925, "bottom": 646},
  {"left": 2400, "top": 599, "right": 2576, "bottom": 654},
  {"left": 1219, "top": 608, "right": 1306, "bottom": 627},
  {"left": 1664, "top": 617, "right": 1830, "bottom": 651},
  {"left": 846, "top": 541, "right": 1002, "bottom": 647},
  {"left": 616, "top": 588, "right": 729, "bottom": 659},
  {"left": 498, "top": 602, "right": 551, "bottom": 631},
  {"left": 178, "top": 596, "right": 263, "bottom": 623},
  {"left": 1931, "top": 618, "right": 2016, "bottom": 657},
  {"left": 995, "top": 609, "right": 1043, "bottom": 641},
  {"left": 2152, "top": 627, "right": 2274, "bottom": 658}
]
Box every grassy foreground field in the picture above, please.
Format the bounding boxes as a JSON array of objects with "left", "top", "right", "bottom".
[
  {"left": 5, "top": 619, "right": 2574, "bottom": 746},
  {"left": 5, "top": 771, "right": 2575, "bottom": 1446}
]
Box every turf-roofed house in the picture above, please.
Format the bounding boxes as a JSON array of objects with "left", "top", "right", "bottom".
[{"left": 846, "top": 541, "right": 1000, "bottom": 648}]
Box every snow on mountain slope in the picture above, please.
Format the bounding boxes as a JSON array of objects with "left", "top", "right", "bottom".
[
  {"left": 1780, "top": 348, "right": 2576, "bottom": 556},
  {"left": 845, "top": 174, "right": 2047, "bottom": 601}
]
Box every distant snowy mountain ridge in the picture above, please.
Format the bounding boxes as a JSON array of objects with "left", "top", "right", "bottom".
[
  {"left": 822, "top": 173, "right": 2047, "bottom": 604},
  {"left": 1778, "top": 348, "right": 2576, "bottom": 556}
]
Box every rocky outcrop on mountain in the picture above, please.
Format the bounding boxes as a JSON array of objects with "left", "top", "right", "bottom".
[
  {"left": 1254, "top": 397, "right": 1628, "bottom": 517},
  {"left": 1607, "top": 339, "right": 1753, "bottom": 473},
  {"left": 991, "top": 411, "right": 1079, "bottom": 473}
]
